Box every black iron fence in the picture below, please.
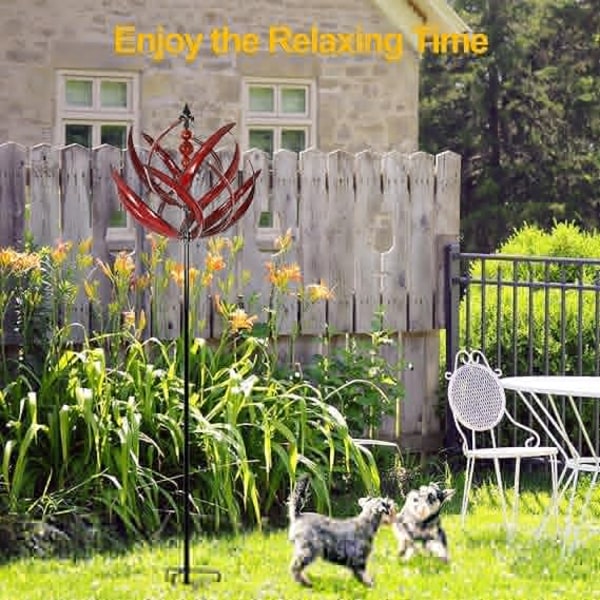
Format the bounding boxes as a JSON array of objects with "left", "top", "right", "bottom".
[{"left": 444, "top": 243, "right": 600, "bottom": 454}]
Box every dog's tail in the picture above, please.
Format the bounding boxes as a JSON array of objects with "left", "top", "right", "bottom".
[{"left": 288, "top": 474, "right": 310, "bottom": 523}]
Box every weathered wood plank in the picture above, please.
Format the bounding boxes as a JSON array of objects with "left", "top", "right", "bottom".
[
  {"left": 123, "top": 145, "right": 151, "bottom": 338},
  {"left": 61, "top": 145, "right": 92, "bottom": 242},
  {"left": 421, "top": 331, "right": 442, "bottom": 439},
  {"left": 227, "top": 149, "right": 270, "bottom": 338},
  {"left": 29, "top": 144, "right": 60, "bottom": 247},
  {"left": 375, "top": 335, "right": 402, "bottom": 440},
  {"left": 326, "top": 150, "right": 354, "bottom": 334},
  {"left": 354, "top": 150, "right": 383, "bottom": 333},
  {"left": 61, "top": 144, "right": 92, "bottom": 337},
  {"left": 400, "top": 331, "right": 443, "bottom": 448},
  {"left": 0, "top": 143, "right": 26, "bottom": 250},
  {"left": 434, "top": 151, "right": 461, "bottom": 236},
  {"left": 298, "top": 148, "right": 328, "bottom": 336},
  {"left": 381, "top": 151, "right": 410, "bottom": 333},
  {"left": 434, "top": 151, "right": 461, "bottom": 329},
  {"left": 271, "top": 149, "right": 300, "bottom": 338},
  {"left": 407, "top": 152, "right": 435, "bottom": 332},
  {"left": 153, "top": 248, "right": 181, "bottom": 341},
  {"left": 92, "top": 145, "right": 123, "bottom": 317}
]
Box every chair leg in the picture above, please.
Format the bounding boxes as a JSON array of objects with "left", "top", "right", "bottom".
[
  {"left": 551, "top": 455, "right": 559, "bottom": 534},
  {"left": 512, "top": 457, "right": 521, "bottom": 533},
  {"left": 534, "top": 455, "right": 560, "bottom": 540},
  {"left": 492, "top": 457, "right": 509, "bottom": 532},
  {"left": 563, "top": 469, "right": 580, "bottom": 552},
  {"left": 461, "top": 457, "right": 475, "bottom": 527}
]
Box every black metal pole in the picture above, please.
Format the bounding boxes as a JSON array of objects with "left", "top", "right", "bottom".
[
  {"left": 444, "top": 242, "right": 461, "bottom": 452},
  {"left": 183, "top": 228, "right": 191, "bottom": 585}
]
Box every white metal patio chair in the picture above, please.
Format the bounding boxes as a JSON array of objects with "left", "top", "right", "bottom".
[{"left": 446, "top": 349, "right": 559, "bottom": 534}]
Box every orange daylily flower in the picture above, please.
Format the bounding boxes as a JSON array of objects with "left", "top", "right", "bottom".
[
  {"left": 207, "top": 236, "right": 232, "bottom": 254},
  {"left": 134, "top": 273, "right": 151, "bottom": 291},
  {"left": 78, "top": 237, "right": 93, "bottom": 255},
  {"left": 51, "top": 240, "right": 73, "bottom": 265},
  {"left": 306, "top": 280, "right": 335, "bottom": 302},
  {"left": 14, "top": 252, "right": 41, "bottom": 274},
  {"left": 83, "top": 279, "right": 99, "bottom": 301},
  {"left": 266, "top": 262, "right": 302, "bottom": 290},
  {"left": 171, "top": 264, "right": 199, "bottom": 287},
  {"left": 114, "top": 251, "right": 135, "bottom": 277},
  {"left": 0, "top": 248, "right": 17, "bottom": 271},
  {"left": 229, "top": 308, "right": 257, "bottom": 333},
  {"left": 171, "top": 263, "right": 184, "bottom": 287},
  {"left": 205, "top": 252, "right": 226, "bottom": 273}
]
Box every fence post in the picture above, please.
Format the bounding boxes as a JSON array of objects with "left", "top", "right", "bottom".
[{"left": 444, "top": 241, "right": 461, "bottom": 450}]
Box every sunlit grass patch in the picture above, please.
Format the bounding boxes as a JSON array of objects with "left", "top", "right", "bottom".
[{"left": 1, "top": 479, "right": 599, "bottom": 600}]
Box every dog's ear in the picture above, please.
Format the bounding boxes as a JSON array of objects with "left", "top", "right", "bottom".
[
  {"left": 440, "top": 488, "right": 456, "bottom": 503},
  {"left": 358, "top": 497, "right": 370, "bottom": 508}
]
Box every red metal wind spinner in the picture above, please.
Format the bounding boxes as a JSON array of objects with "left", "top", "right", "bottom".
[
  {"left": 110, "top": 105, "right": 260, "bottom": 587},
  {"left": 111, "top": 104, "right": 260, "bottom": 240}
]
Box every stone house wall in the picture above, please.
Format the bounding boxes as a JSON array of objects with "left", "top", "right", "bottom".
[{"left": 0, "top": 0, "right": 419, "bottom": 152}]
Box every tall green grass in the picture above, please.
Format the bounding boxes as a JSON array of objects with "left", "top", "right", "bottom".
[{"left": 0, "top": 326, "right": 382, "bottom": 540}]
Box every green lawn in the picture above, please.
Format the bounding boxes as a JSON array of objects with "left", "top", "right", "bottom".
[{"left": 1, "top": 482, "right": 599, "bottom": 600}]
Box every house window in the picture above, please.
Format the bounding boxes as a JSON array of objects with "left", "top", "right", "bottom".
[
  {"left": 56, "top": 70, "right": 140, "bottom": 233},
  {"left": 243, "top": 80, "right": 316, "bottom": 158}
]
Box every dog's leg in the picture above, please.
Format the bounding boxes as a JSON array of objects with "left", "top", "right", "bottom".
[
  {"left": 290, "top": 548, "right": 315, "bottom": 587},
  {"left": 402, "top": 544, "right": 416, "bottom": 561},
  {"left": 393, "top": 523, "right": 415, "bottom": 560},
  {"left": 352, "top": 566, "right": 373, "bottom": 587},
  {"left": 424, "top": 539, "right": 449, "bottom": 562}
]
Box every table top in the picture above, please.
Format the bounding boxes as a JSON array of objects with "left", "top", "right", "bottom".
[{"left": 501, "top": 376, "right": 600, "bottom": 398}]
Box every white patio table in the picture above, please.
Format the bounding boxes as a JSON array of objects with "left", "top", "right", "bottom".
[{"left": 500, "top": 376, "right": 600, "bottom": 550}]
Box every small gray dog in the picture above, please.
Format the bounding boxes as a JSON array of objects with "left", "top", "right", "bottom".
[
  {"left": 392, "top": 482, "right": 455, "bottom": 562},
  {"left": 288, "top": 475, "right": 396, "bottom": 587}
]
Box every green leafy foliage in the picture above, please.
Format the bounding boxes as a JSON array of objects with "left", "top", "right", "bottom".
[
  {"left": 0, "top": 328, "right": 382, "bottom": 540},
  {"left": 422, "top": 0, "right": 600, "bottom": 252},
  {"left": 0, "top": 233, "right": 401, "bottom": 545},
  {"left": 304, "top": 329, "right": 402, "bottom": 437}
]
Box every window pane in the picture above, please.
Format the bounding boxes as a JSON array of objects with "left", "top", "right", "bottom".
[
  {"left": 109, "top": 207, "right": 127, "bottom": 228},
  {"left": 249, "top": 86, "right": 274, "bottom": 112},
  {"left": 101, "top": 124, "right": 127, "bottom": 148},
  {"left": 281, "top": 129, "right": 306, "bottom": 154},
  {"left": 101, "top": 81, "right": 128, "bottom": 108},
  {"left": 281, "top": 88, "right": 307, "bottom": 114},
  {"left": 65, "top": 124, "right": 92, "bottom": 147},
  {"left": 66, "top": 80, "right": 93, "bottom": 107},
  {"left": 249, "top": 129, "right": 274, "bottom": 157}
]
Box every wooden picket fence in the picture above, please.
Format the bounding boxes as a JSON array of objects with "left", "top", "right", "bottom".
[{"left": 0, "top": 141, "right": 461, "bottom": 448}]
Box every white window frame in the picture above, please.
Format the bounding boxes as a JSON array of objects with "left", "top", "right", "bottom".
[
  {"left": 55, "top": 69, "right": 140, "bottom": 244},
  {"left": 242, "top": 78, "right": 317, "bottom": 156}
]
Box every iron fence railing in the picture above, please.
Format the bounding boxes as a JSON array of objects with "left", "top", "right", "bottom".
[{"left": 444, "top": 243, "right": 600, "bottom": 455}]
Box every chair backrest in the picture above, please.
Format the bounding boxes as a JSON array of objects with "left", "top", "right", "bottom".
[{"left": 446, "top": 349, "right": 506, "bottom": 432}]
